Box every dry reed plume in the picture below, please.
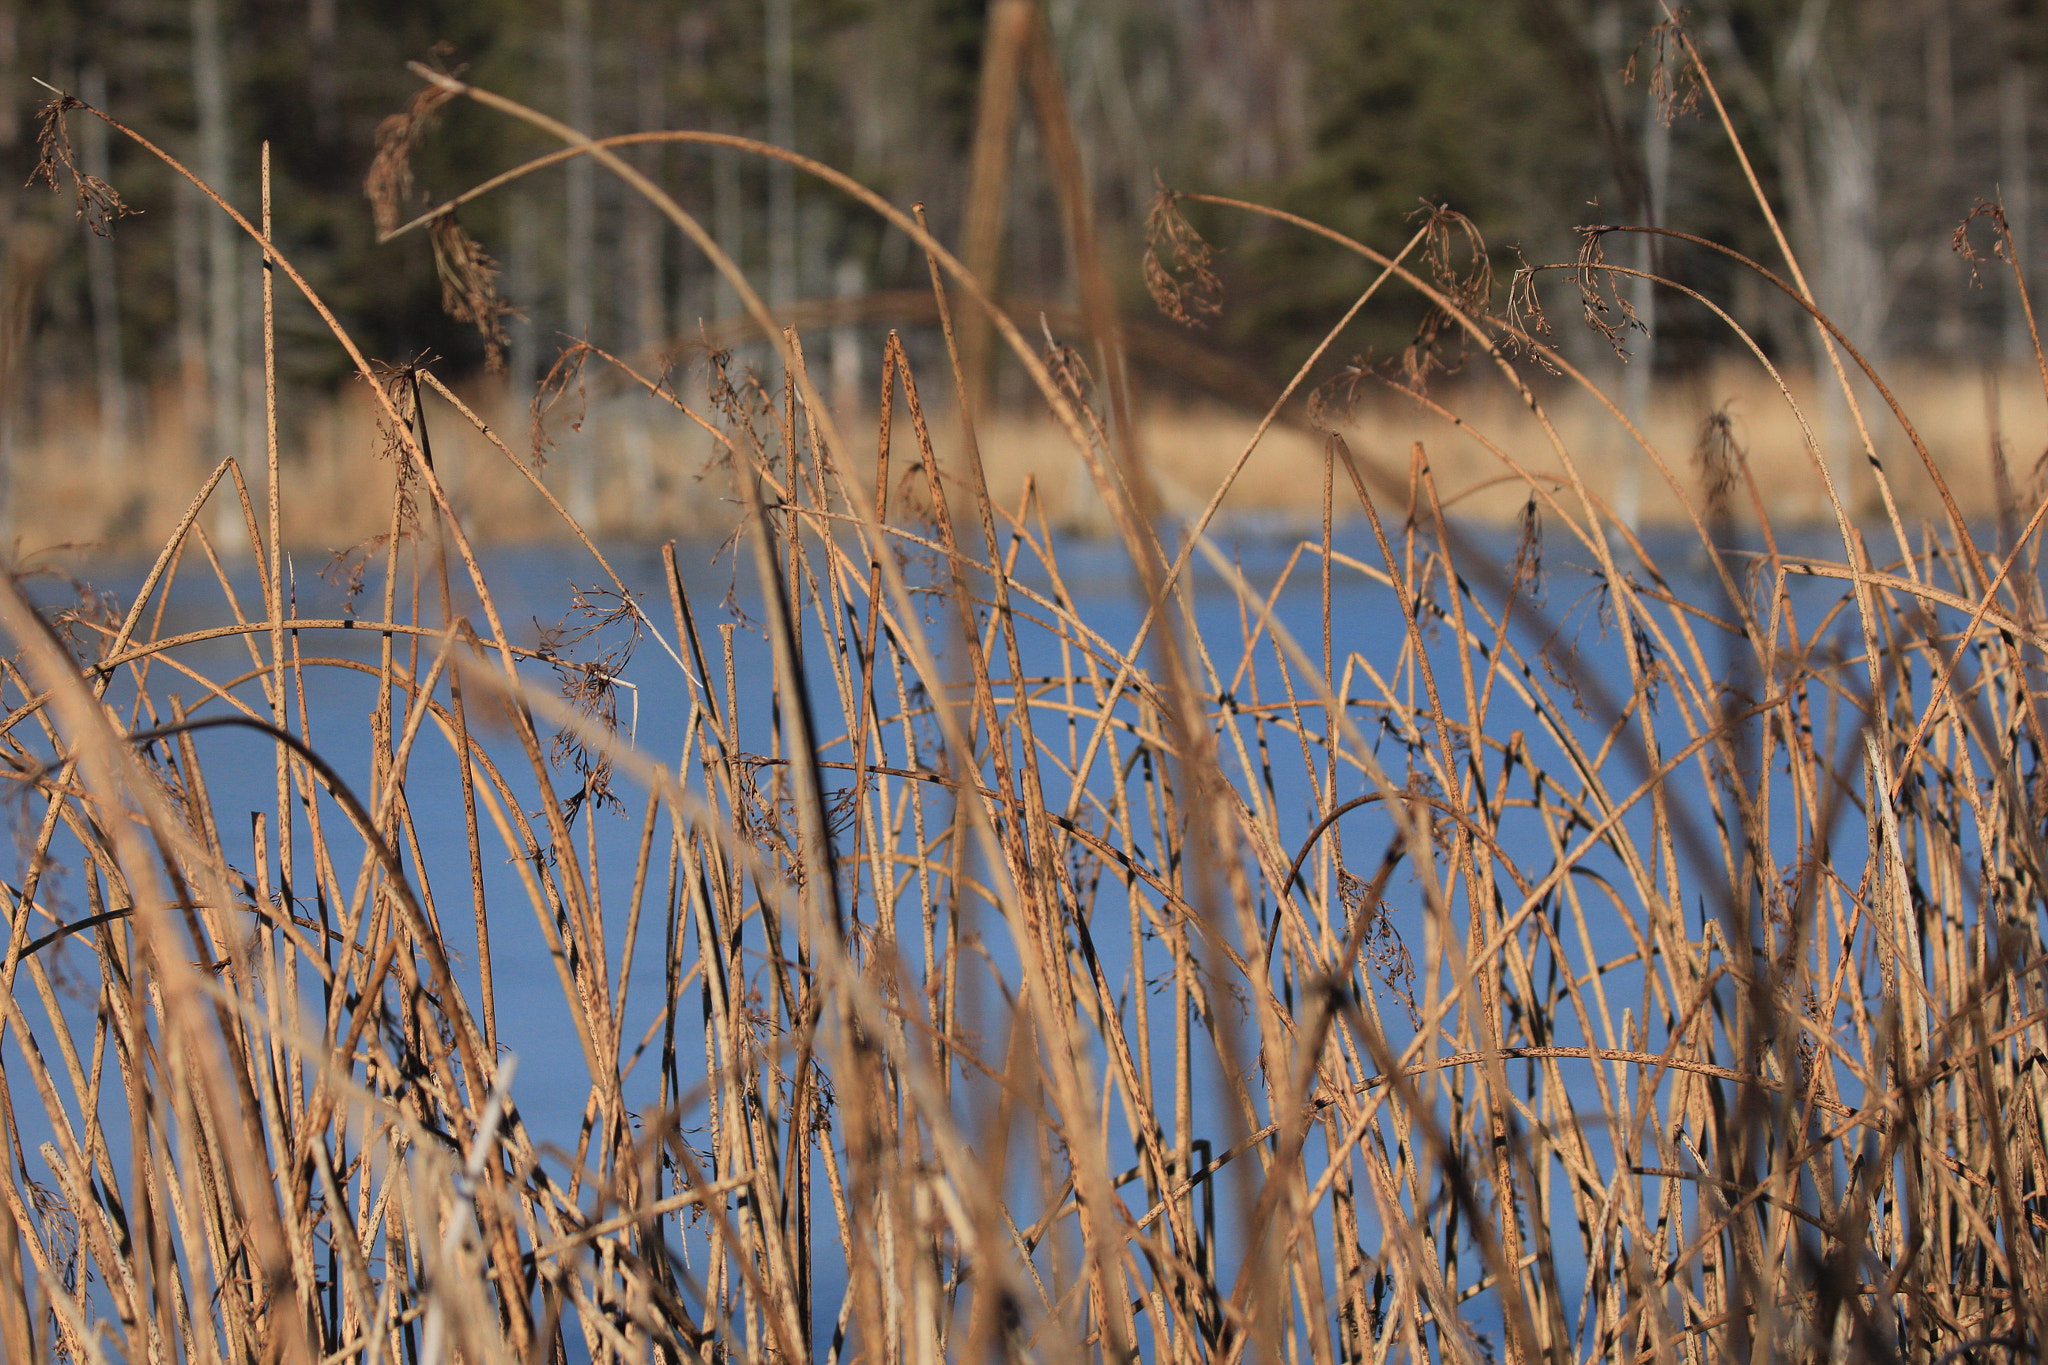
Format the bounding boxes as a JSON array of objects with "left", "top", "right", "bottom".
[{"left": 5, "top": 17, "right": 2048, "bottom": 1365}]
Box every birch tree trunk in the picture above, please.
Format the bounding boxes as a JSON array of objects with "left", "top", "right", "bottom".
[
  {"left": 193, "top": 0, "right": 245, "bottom": 546},
  {"left": 1620, "top": 53, "right": 1670, "bottom": 532},
  {"left": 766, "top": 0, "right": 796, "bottom": 308},
  {"left": 565, "top": 0, "right": 594, "bottom": 342},
  {"left": 623, "top": 27, "right": 666, "bottom": 358},
  {"left": 2003, "top": 61, "right": 2033, "bottom": 363},
  {"left": 0, "top": 226, "right": 52, "bottom": 545},
  {"left": 674, "top": 14, "right": 712, "bottom": 343},
  {"left": 80, "top": 63, "right": 125, "bottom": 470},
  {"left": 505, "top": 200, "right": 538, "bottom": 440},
  {"left": 1764, "top": 0, "right": 1886, "bottom": 515},
  {"left": 831, "top": 258, "right": 863, "bottom": 413},
  {"left": 563, "top": 0, "right": 597, "bottom": 524},
  {"left": 1928, "top": 0, "right": 1963, "bottom": 353}
]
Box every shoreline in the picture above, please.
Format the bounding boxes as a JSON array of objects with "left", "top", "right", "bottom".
[{"left": 10, "top": 361, "right": 2046, "bottom": 564}]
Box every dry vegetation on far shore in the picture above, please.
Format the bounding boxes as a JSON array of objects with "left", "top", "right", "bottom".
[{"left": 17, "top": 358, "right": 2048, "bottom": 562}]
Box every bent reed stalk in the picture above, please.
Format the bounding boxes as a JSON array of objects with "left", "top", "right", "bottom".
[{"left": 7, "top": 25, "right": 2048, "bottom": 1365}]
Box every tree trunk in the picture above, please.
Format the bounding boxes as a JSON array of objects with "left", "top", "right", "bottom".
[
  {"left": 0, "top": 1, "right": 19, "bottom": 158},
  {"left": 193, "top": 0, "right": 245, "bottom": 546},
  {"left": 674, "top": 13, "right": 712, "bottom": 342},
  {"left": 80, "top": 63, "right": 126, "bottom": 469},
  {"left": 623, "top": 29, "right": 666, "bottom": 358},
  {"left": 506, "top": 198, "right": 539, "bottom": 442},
  {"left": 307, "top": 0, "right": 338, "bottom": 144},
  {"left": 564, "top": 0, "right": 594, "bottom": 342},
  {"left": 831, "top": 258, "right": 863, "bottom": 413},
  {"left": 563, "top": 0, "right": 596, "bottom": 524},
  {"left": 0, "top": 224, "right": 54, "bottom": 544},
  {"left": 766, "top": 0, "right": 796, "bottom": 308},
  {"left": 712, "top": 127, "right": 744, "bottom": 336},
  {"left": 1929, "top": 0, "right": 1963, "bottom": 352},
  {"left": 2004, "top": 60, "right": 2033, "bottom": 363},
  {"left": 1619, "top": 31, "right": 1670, "bottom": 533}
]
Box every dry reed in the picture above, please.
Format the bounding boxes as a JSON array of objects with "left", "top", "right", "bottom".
[{"left": 5, "top": 19, "right": 2048, "bottom": 1365}]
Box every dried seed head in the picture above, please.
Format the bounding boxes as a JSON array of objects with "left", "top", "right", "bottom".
[
  {"left": 1307, "top": 363, "right": 1370, "bottom": 431},
  {"left": 1512, "top": 494, "right": 1545, "bottom": 608},
  {"left": 1505, "top": 254, "right": 1552, "bottom": 340},
  {"left": 430, "top": 215, "right": 513, "bottom": 372},
  {"left": 541, "top": 584, "right": 641, "bottom": 822},
  {"left": 1572, "top": 227, "right": 1646, "bottom": 357},
  {"left": 1627, "top": 12, "right": 1704, "bottom": 126},
  {"left": 1693, "top": 405, "right": 1743, "bottom": 523},
  {"left": 368, "top": 361, "right": 426, "bottom": 534},
  {"left": 365, "top": 83, "right": 457, "bottom": 238},
  {"left": 1954, "top": 198, "right": 2014, "bottom": 289},
  {"left": 1393, "top": 203, "right": 1492, "bottom": 390},
  {"left": 531, "top": 343, "right": 592, "bottom": 472},
  {"left": 1041, "top": 325, "right": 1096, "bottom": 408},
  {"left": 1338, "top": 867, "right": 1420, "bottom": 1028},
  {"left": 322, "top": 541, "right": 375, "bottom": 616},
  {"left": 1502, "top": 249, "right": 1565, "bottom": 375},
  {"left": 1143, "top": 179, "right": 1223, "bottom": 327},
  {"left": 1415, "top": 203, "right": 1491, "bottom": 313},
  {"left": 30, "top": 96, "right": 135, "bottom": 237}
]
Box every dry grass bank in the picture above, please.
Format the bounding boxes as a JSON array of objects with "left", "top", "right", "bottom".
[{"left": 18, "top": 359, "right": 2048, "bottom": 563}]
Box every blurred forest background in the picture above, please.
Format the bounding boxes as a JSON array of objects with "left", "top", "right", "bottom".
[{"left": 0, "top": 0, "right": 2044, "bottom": 548}]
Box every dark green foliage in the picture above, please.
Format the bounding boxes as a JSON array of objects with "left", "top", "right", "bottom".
[
  {"left": 5, "top": 0, "right": 2045, "bottom": 423},
  {"left": 1208, "top": 1, "right": 1609, "bottom": 376}
]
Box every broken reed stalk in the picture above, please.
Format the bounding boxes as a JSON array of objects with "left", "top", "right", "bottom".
[{"left": 8, "top": 28, "right": 2048, "bottom": 1365}]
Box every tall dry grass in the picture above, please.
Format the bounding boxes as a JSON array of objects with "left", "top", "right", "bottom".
[{"left": 4, "top": 17, "right": 2048, "bottom": 1365}]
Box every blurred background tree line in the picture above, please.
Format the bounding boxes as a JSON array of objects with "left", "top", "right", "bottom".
[{"left": 0, "top": 0, "right": 2042, "bottom": 495}]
